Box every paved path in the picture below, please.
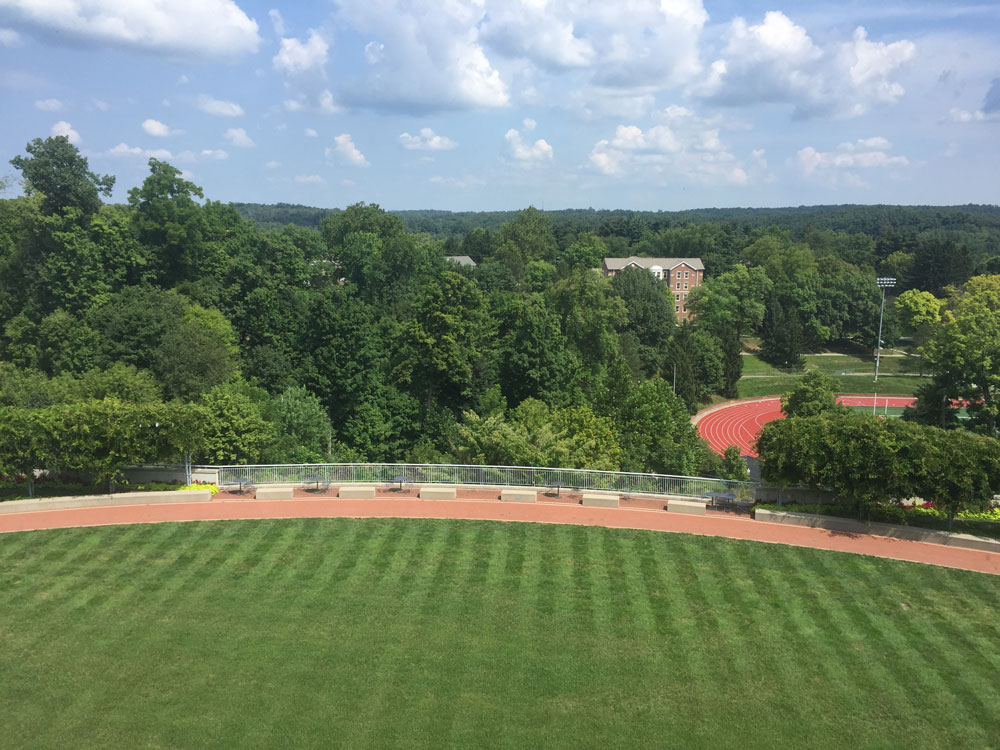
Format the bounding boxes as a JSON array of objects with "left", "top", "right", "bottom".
[
  {"left": 1, "top": 494, "right": 996, "bottom": 575},
  {"left": 695, "top": 394, "right": 916, "bottom": 456}
]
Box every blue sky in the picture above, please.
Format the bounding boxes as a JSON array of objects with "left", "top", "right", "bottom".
[{"left": 1, "top": 0, "right": 998, "bottom": 211}]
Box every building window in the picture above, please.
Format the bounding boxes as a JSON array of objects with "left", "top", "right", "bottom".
[
  {"left": 682, "top": 306, "right": 687, "bottom": 313},
  {"left": 685, "top": 271, "right": 689, "bottom": 279},
  {"left": 683, "top": 293, "right": 688, "bottom": 300},
  {"left": 675, "top": 305, "right": 680, "bottom": 312},
  {"left": 675, "top": 293, "right": 680, "bottom": 301},
  {"left": 676, "top": 282, "right": 681, "bottom": 289},
  {"left": 684, "top": 282, "right": 688, "bottom": 290}
]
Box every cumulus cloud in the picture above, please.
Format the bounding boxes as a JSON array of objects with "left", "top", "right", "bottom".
[
  {"left": 335, "top": 0, "right": 508, "bottom": 112},
  {"left": 326, "top": 134, "right": 370, "bottom": 167},
  {"left": 794, "top": 136, "right": 909, "bottom": 185},
  {"left": 142, "top": 118, "right": 181, "bottom": 136},
  {"left": 504, "top": 127, "right": 553, "bottom": 164},
  {"left": 399, "top": 128, "right": 457, "bottom": 150},
  {"left": 588, "top": 105, "right": 748, "bottom": 186},
  {"left": 700, "top": 12, "right": 915, "bottom": 119},
  {"left": 34, "top": 98, "right": 62, "bottom": 111},
  {"left": 107, "top": 142, "right": 173, "bottom": 159},
  {"left": 224, "top": 127, "right": 254, "bottom": 147},
  {"left": 50, "top": 120, "right": 80, "bottom": 144},
  {"left": 197, "top": 95, "right": 244, "bottom": 117},
  {"left": 283, "top": 89, "right": 340, "bottom": 115},
  {"left": 0, "top": 27, "right": 20, "bottom": 46},
  {"left": 273, "top": 30, "right": 329, "bottom": 75},
  {"left": 200, "top": 148, "right": 229, "bottom": 160},
  {"left": 295, "top": 174, "right": 326, "bottom": 184},
  {"left": 0, "top": 0, "right": 260, "bottom": 60}
]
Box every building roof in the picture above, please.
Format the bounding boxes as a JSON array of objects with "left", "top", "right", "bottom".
[
  {"left": 603, "top": 256, "right": 704, "bottom": 271},
  {"left": 444, "top": 255, "right": 477, "bottom": 267}
]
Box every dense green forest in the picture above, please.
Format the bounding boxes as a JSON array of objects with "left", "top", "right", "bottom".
[{"left": 2, "top": 136, "right": 1000, "bottom": 490}]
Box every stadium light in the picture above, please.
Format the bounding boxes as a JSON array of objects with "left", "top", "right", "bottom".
[{"left": 873, "top": 277, "right": 896, "bottom": 414}]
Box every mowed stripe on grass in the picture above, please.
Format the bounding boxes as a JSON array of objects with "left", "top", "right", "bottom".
[{"left": 1, "top": 518, "right": 999, "bottom": 749}]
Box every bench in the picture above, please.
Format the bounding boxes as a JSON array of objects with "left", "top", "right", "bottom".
[
  {"left": 256, "top": 487, "right": 293, "bottom": 501},
  {"left": 339, "top": 486, "right": 376, "bottom": 499},
  {"left": 581, "top": 493, "right": 619, "bottom": 508},
  {"left": 499, "top": 489, "right": 536, "bottom": 503},
  {"left": 419, "top": 486, "right": 457, "bottom": 500},
  {"left": 667, "top": 498, "right": 707, "bottom": 515}
]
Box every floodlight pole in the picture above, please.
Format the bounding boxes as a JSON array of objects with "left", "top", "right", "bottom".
[{"left": 873, "top": 277, "right": 896, "bottom": 415}]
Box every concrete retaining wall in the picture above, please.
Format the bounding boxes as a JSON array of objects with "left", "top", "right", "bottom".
[
  {"left": 0, "top": 489, "right": 212, "bottom": 514},
  {"left": 339, "top": 486, "right": 376, "bottom": 499},
  {"left": 753, "top": 486, "right": 839, "bottom": 506},
  {"left": 754, "top": 508, "right": 1000, "bottom": 554},
  {"left": 256, "top": 487, "right": 293, "bottom": 500}
]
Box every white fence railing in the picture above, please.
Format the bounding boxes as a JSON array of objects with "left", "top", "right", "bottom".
[{"left": 196, "top": 463, "right": 757, "bottom": 501}]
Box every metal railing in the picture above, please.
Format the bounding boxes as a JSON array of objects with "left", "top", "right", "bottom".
[{"left": 196, "top": 463, "right": 758, "bottom": 501}]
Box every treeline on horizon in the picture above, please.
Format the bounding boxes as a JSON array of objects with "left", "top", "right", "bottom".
[{"left": 1, "top": 135, "right": 999, "bottom": 494}]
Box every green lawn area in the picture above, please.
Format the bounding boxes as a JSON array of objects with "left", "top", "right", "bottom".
[
  {"left": 2, "top": 518, "right": 999, "bottom": 749},
  {"left": 738, "top": 374, "right": 927, "bottom": 399}
]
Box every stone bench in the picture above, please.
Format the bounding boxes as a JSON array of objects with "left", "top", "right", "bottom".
[
  {"left": 256, "top": 487, "right": 293, "bottom": 501},
  {"left": 499, "top": 489, "right": 536, "bottom": 503},
  {"left": 419, "top": 486, "right": 457, "bottom": 500},
  {"left": 581, "top": 493, "right": 619, "bottom": 508},
  {"left": 667, "top": 498, "right": 707, "bottom": 515},
  {"left": 339, "top": 486, "right": 376, "bottom": 499}
]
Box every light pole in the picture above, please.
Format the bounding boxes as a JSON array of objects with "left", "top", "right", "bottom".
[{"left": 873, "top": 277, "right": 896, "bottom": 415}]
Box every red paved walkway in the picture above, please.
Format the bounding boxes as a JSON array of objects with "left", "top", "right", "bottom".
[
  {"left": 1, "top": 494, "right": 996, "bottom": 576},
  {"left": 695, "top": 394, "right": 916, "bottom": 456}
]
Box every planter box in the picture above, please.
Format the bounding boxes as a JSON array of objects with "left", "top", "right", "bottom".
[
  {"left": 418, "top": 486, "right": 457, "bottom": 500},
  {"left": 499, "top": 490, "right": 536, "bottom": 503},
  {"left": 667, "top": 498, "right": 706, "bottom": 516},
  {"left": 339, "top": 486, "right": 376, "bottom": 499},
  {"left": 581, "top": 493, "right": 619, "bottom": 508}
]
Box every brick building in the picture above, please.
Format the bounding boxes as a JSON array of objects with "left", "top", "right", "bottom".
[{"left": 601, "top": 256, "right": 705, "bottom": 321}]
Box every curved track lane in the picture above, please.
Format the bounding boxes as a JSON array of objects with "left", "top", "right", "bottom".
[
  {"left": 0, "top": 494, "right": 996, "bottom": 575},
  {"left": 696, "top": 395, "right": 916, "bottom": 456}
]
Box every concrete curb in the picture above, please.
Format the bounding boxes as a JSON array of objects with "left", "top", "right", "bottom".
[{"left": 754, "top": 508, "right": 1000, "bottom": 554}]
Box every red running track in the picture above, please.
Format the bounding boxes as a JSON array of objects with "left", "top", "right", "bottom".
[
  {"left": 695, "top": 395, "right": 916, "bottom": 456},
  {"left": 0, "top": 495, "right": 997, "bottom": 575}
]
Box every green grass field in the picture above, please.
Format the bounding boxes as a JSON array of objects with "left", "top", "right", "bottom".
[
  {"left": 2, "top": 518, "right": 999, "bottom": 749},
  {"left": 738, "top": 374, "right": 925, "bottom": 399}
]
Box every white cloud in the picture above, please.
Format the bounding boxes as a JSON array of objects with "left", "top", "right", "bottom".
[
  {"left": 522, "top": 117, "right": 536, "bottom": 131},
  {"left": 283, "top": 90, "right": 340, "bottom": 115},
  {"left": 587, "top": 105, "right": 748, "bottom": 186},
  {"left": 429, "top": 174, "right": 486, "bottom": 188},
  {"left": 948, "top": 108, "right": 987, "bottom": 123},
  {"left": 326, "top": 134, "right": 370, "bottom": 167},
  {"left": 177, "top": 74, "right": 190, "bottom": 85},
  {"left": 794, "top": 136, "right": 909, "bottom": 185},
  {"left": 0, "top": 0, "right": 260, "bottom": 60},
  {"left": 480, "top": 0, "right": 706, "bottom": 90},
  {"left": 200, "top": 148, "right": 229, "bottom": 160},
  {"left": 305, "top": 128, "right": 318, "bottom": 138},
  {"left": 0, "top": 27, "right": 20, "bottom": 46},
  {"left": 266, "top": 160, "right": 281, "bottom": 168},
  {"left": 399, "top": 128, "right": 457, "bottom": 151},
  {"left": 273, "top": 30, "right": 329, "bottom": 75},
  {"left": 142, "top": 118, "right": 181, "bottom": 137},
  {"left": 91, "top": 98, "right": 109, "bottom": 111},
  {"left": 335, "top": 0, "right": 508, "bottom": 112},
  {"left": 504, "top": 127, "right": 553, "bottom": 164},
  {"left": 34, "top": 98, "right": 62, "bottom": 111},
  {"left": 318, "top": 89, "right": 339, "bottom": 113},
  {"left": 701, "top": 12, "right": 915, "bottom": 119},
  {"left": 224, "top": 127, "right": 254, "bottom": 147},
  {"left": 268, "top": 9, "right": 285, "bottom": 37},
  {"left": 197, "top": 95, "right": 244, "bottom": 117},
  {"left": 296, "top": 174, "right": 326, "bottom": 184},
  {"left": 50, "top": 120, "right": 80, "bottom": 144},
  {"left": 108, "top": 142, "right": 173, "bottom": 159}
]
